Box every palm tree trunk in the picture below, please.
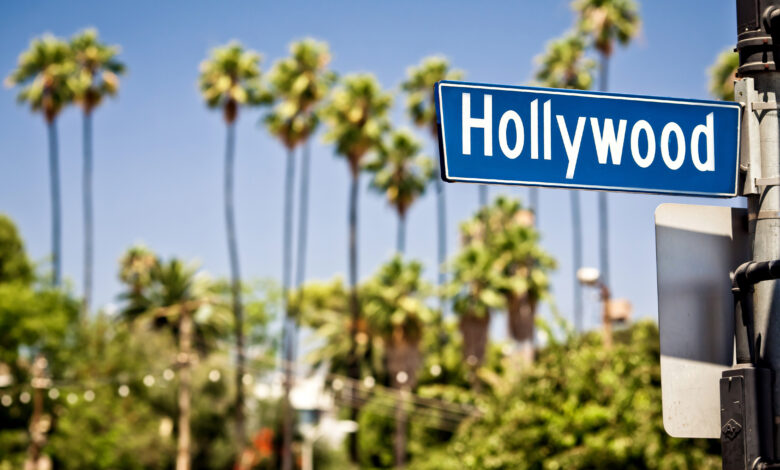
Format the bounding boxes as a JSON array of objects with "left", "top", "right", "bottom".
[
  {"left": 176, "top": 309, "right": 193, "bottom": 470},
  {"left": 571, "top": 191, "right": 583, "bottom": 331},
  {"left": 434, "top": 161, "right": 447, "bottom": 314},
  {"left": 528, "top": 187, "right": 539, "bottom": 223},
  {"left": 394, "top": 388, "right": 408, "bottom": 469},
  {"left": 281, "top": 147, "right": 296, "bottom": 470},
  {"left": 347, "top": 170, "right": 361, "bottom": 462},
  {"left": 25, "top": 355, "right": 47, "bottom": 470},
  {"left": 397, "top": 212, "right": 406, "bottom": 255},
  {"left": 598, "top": 53, "right": 611, "bottom": 292},
  {"left": 46, "top": 120, "right": 62, "bottom": 287},
  {"left": 295, "top": 138, "right": 312, "bottom": 289},
  {"left": 478, "top": 185, "right": 488, "bottom": 207},
  {"left": 82, "top": 111, "right": 94, "bottom": 315},
  {"left": 223, "top": 122, "right": 246, "bottom": 451}
]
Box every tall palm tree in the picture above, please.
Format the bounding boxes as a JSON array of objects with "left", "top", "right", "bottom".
[
  {"left": 475, "top": 197, "right": 556, "bottom": 364},
  {"left": 198, "top": 41, "right": 267, "bottom": 452},
  {"left": 402, "top": 57, "right": 464, "bottom": 310},
  {"left": 118, "top": 247, "right": 228, "bottom": 470},
  {"left": 265, "top": 40, "right": 335, "bottom": 469},
  {"left": 366, "top": 129, "right": 433, "bottom": 254},
  {"left": 323, "top": 73, "right": 392, "bottom": 461},
  {"left": 69, "top": 28, "right": 125, "bottom": 314},
  {"left": 574, "top": 0, "right": 640, "bottom": 297},
  {"left": 5, "top": 34, "right": 74, "bottom": 287},
  {"left": 363, "top": 256, "right": 434, "bottom": 468},
  {"left": 709, "top": 49, "right": 739, "bottom": 101},
  {"left": 535, "top": 33, "right": 594, "bottom": 332}
]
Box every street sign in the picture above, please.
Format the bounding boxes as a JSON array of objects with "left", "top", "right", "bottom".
[
  {"left": 655, "top": 203, "right": 749, "bottom": 438},
  {"left": 435, "top": 81, "right": 742, "bottom": 196}
]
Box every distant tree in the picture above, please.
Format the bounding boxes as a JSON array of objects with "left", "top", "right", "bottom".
[
  {"left": 68, "top": 28, "right": 125, "bottom": 314},
  {"left": 535, "top": 33, "right": 594, "bottom": 332},
  {"left": 264, "top": 39, "right": 335, "bottom": 469},
  {"left": 363, "top": 256, "right": 434, "bottom": 467},
  {"left": 294, "top": 277, "right": 382, "bottom": 381},
  {"left": 118, "top": 247, "right": 230, "bottom": 470},
  {"left": 574, "top": 0, "right": 641, "bottom": 301},
  {"left": 471, "top": 197, "right": 555, "bottom": 364},
  {"left": 449, "top": 242, "right": 502, "bottom": 375},
  {"left": 709, "top": 49, "right": 739, "bottom": 101},
  {"left": 0, "top": 216, "right": 79, "bottom": 469},
  {"left": 198, "top": 41, "right": 268, "bottom": 452},
  {"left": 5, "top": 34, "right": 74, "bottom": 286},
  {"left": 408, "top": 322, "right": 722, "bottom": 470},
  {"left": 402, "top": 57, "right": 464, "bottom": 306},
  {"left": 322, "top": 73, "right": 392, "bottom": 460},
  {"left": 365, "top": 129, "right": 433, "bottom": 254},
  {"left": 0, "top": 214, "right": 34, "bottom": 285}
]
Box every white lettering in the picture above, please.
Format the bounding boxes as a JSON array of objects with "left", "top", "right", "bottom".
[
  {"left": 631, "top": 120, "right": 656, "bottom": 168},
  {"left": 661, "top": 122, "right": 685, "bottom": 170},
  {"left": 462, "top": 93, "right": 492, "bottom": 156},
  {"left": 691, "top": 112, "right": 715, "bottom": 172},
  {"left": 544, "top": 100, "right": 551, "bottom": 160},
  {"left": 590, "top": 118, "right": 626, "bottom": 165},
  {"left": 530, "top": 100, "right": 538, "bottom": 159},
  {"left": 499, "top": 111, "right": 524, "bottom": 159},
  {"left": 557, "top": 115, "right": 586, "bottom": 179}
]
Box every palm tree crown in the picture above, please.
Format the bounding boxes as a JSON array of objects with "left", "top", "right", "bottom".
[
  {"left": 322, "top": 74, "right": 393, "bottom": 175},
  {"left": 5, "top": 34, "right": 74, "bottom": 122},
  {"left": 198, "top": 41, "right": 269, "bottom": 123},
  {"left": 366, "top": 129, "right": 433, "bottom": 220},
  {"left": 363, "top": 256, "right": 433, "bottom": 387},
  {"left": 401, "top": 56, "right": 463, "bottom": 137},
  {"left": 709, "top": 49, "right": 739, "bottom": 101},
  {"left": 573, "top": 0, "right": 640, "bottom": 57},
  {"left": 535, "top": 33, "right": 595, "bottom": 90},
  {"left": 69, "top": 28, "right": 125, "bottom": 113}
]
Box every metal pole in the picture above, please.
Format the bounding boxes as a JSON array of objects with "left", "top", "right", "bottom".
[
  {"left": 737, "top": 0, "right": 780, "bottom": 453},
  {"left": 722, "top": 2, "right": 780, "bottom": 467}
]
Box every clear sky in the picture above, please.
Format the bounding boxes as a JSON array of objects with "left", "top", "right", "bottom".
[{"left": 0, "top": 1, "right": 741, "bottom": 337}]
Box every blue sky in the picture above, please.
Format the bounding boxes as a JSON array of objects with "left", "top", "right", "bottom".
[{"left": 0, "top": 1, "right": 740, "bottom": 337}]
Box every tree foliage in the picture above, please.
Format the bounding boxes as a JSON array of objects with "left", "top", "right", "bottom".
[
  {"left": 709, "top": 49, "right": 739, "bottom": 102},
  {"left": 409, "top": 322, "right": 721, "bottom": 470}
]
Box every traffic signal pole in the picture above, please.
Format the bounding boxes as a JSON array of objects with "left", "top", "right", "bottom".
[{"left": 722, "top": 2, "right": 780, "bottom": 468}]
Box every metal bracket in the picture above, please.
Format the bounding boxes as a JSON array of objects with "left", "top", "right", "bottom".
[
  {"left": 756, "top": 177, "right": 780, "bottom": 187},
  {"left": 736, "top": 78, "right": 762, "bottom": 195},
  {"left": 720, "top": 367, "right": 774, "bottom": 470},
  {"left": 751, "top": 102, "right": 780, "bottom": 110}
]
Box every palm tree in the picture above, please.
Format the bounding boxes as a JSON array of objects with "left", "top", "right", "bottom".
[
  {"left": 574, "top": 0, "right": 640, "bottom": 298},
  {"left": 366, "top": 129, "right": 434, "bottom": 254},
  {"left": 264, "top": 38, "right": 335, "bottom": 470},
  {"left": 363, "top": 256, "right": 434, "bottom": 468},
  {"left": 198, "top": 41, "right": 268, "bottom": 451},
  {"left": 322, "top": 73, "right": 392, "bottom": 461},
  {"left": 535, "top": 33, "right": 594, "bottom": 332},
  {"left": 449, "top": 242, "right": 502, "bottom": 374},
  {"left": 118, "top": 248, "right": 229, "bottom": 470},
  {"left": 402, "top": 57, "right": 464, "bottom": 309},
  {"left": 293, "top": 278, "right": 382, "bottom": 381},
  {"left": 709, "top": 49, "right": 739, "bottom": 101},
  {"left": 475, "top": 197, "right": 556, "bottom": 364},
  {"left": 69, "top": 28, "right": 125, "bottom": 314},
  {"left": 5, "top": 34, "right": 74, "bottom": 287}
]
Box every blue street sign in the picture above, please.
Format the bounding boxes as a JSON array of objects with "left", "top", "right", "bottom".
[{"left": 435, "top": 81, "right": 742, "bottom": 197}]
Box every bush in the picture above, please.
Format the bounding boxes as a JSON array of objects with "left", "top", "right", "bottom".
[{"left": 409, "top": 321, "right": 721, "bottom": 470}]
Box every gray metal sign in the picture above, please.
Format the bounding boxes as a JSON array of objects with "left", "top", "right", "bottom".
[{"left": 655, "top": 203, "right": 749, "bottom": 438}]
